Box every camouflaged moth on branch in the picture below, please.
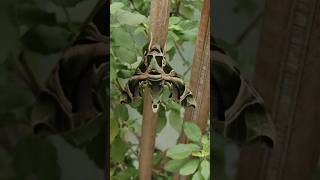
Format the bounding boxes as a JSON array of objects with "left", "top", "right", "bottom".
[{"left": 121, "top": 36, "right": 196, "bottom": 112}]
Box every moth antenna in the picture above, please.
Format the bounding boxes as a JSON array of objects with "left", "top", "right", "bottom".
[
  {"left": 163, "top": 41, "right": 167, "bottom": 55},
  {"left": 148, "top": 32, "right": 153, "bottom": 51}
]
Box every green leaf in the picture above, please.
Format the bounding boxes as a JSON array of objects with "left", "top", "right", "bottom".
[
  {"left": 169, "top": 16, "right": 182, "bottom": 24},
  {"left": 184, "top": 122, "right": 202, "bottom": 142},
  {"left": 179, "top": 159, "right": 199, "bottom": 176},
  {"left": 169, "top": 109, "right": 182, "bottom": 132},
  {"left": 167, "top": 144, "right": 200, "bottom": 159},
  {"left": 201, "top": 136, "right": 210, "bottom": 157},
  {"left": 110, "top": 115, "right": 119, "bottom": 143},
  {"left": 113, "top": 167, "right": 138, "bottom": 180},
  {"left": 200, "top": 160, "right": 210, "bottom": 180},
  {"left": 50, "top": 0, "right": 89, "bottom": 7},
  {"left": 192, "top": 170, "right": 205, "bottom": 180},
  {"left": 110, "top": 136, "right": 129, "bottom": 162},
  {"left": 180, "top": 4, "right": 194, "bottom": 19},
  {"left": 152, "top": 152, "right": 162, "bottom": 165},
  {"left": 115, "top": 9, "right": 147, "bottom": 26},
  {"left": 21, "top": 25, "right": 72, "bottom": 54},
  {"left": 114, "top": 104, "right": 129, "bottom": 120},
  {"left": 110, "top": 2, "right": 124, "bottom": 14},
  {"left": 117, "top": 69, "right": 134, "bottom": 79},
  {"left": 164, "top": 159, "right": 188, "bottom": 172},
  {"left": 156, "top": 104, "right": 167, "bottom": 133}
]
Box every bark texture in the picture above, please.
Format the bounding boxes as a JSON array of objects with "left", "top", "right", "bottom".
[
  {"left": 174, "top": 0, "right": 210, "bottom": 179},
  {"left": 237, "top": 0, "right": 320, "bottom": 179},
  {"left": 139, "top": 0, "right": 170, "bottom": 179},
  {"left": 139, "top": 88, "right": 158, "bottom": 179}
]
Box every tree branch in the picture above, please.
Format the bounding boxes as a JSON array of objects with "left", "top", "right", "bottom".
[
  {"left": 175, "top": 0, "right": 210, "bottom": 179},
  {"left": 139, "top": 1, "right": 171, "bottom": 179}
]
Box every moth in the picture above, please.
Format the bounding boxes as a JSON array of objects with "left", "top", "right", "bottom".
[{"left": 121, "top": 37, "right": 195, "bottom": 112}]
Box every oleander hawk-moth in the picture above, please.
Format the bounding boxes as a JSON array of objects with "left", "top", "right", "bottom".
[{"left": 121, "top": 37, "right": 195, "bottom": 112}]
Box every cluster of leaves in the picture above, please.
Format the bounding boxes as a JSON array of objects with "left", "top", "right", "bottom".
[
  {"left": 0, "top": 0, "right": 106, "bottom": 179},
  {"left": 110, "top": 0, "right": 205, "bottom": 179},
  {"left": 165, "top": 122, "right": 210, "bottom": 179}
]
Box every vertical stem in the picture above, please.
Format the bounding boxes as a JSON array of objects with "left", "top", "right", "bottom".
[
  {"left": 139, "top": 88, "right": 158, "bottom": 179},
  {"left": 174, "top": 0, "right": 210, "bottom": 179},
  {"left": 149, "top": 0, "right": 171, "bottom": 48},
  {"left": 139, "top": 1, "right": 170, "bottom": 179}
]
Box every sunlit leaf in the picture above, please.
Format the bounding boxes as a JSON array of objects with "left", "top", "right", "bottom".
[
  {"left": 110, "top": 136, "right": 129, "bottom": 162},
  {"left": 164, "top": 159, "right": 188, "bottom": 172},
  {"left": 179, "top": 159, "right": 199, "bottom": 176},
  {"left": 184, "top": 122, "right": 202, "bottom": 142},
  {"left": 200, "top": 160, "right": 210, "bottom": 180},
  {"left": 167, "top": 143, "right": 200, "bottom": 159},
  {"left": 192, "top": 170, "right": 205, "bottom": 180}
]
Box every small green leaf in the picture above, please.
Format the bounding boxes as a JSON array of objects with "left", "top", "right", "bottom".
[
  {"left": 110, "top": 136, "right": 128, "bottom": 162},
  {"left": 180, "top": 4, "right": 194, "bottom": 19},
  {"left": 153, "top": 152, "right": 162, "bottom": 165},
  {"left": 169, "top": 16, "right": 181, "bottom": 24},
  {"left": 164, "top": 159, "right": 188, "bottom": 172},
  {"left": 115, "top": 9, "right": 147, "bottom": 26},
  {"left": 200, "top": 160, "right": 210, "bottom": 180},
  {"left": 192, "top": 170, "right": 205, "bottom": 180},
  {"left": 179, "top": 159, "right": 199, "bottom": 176},
  {"left": 169, "top": 109, "right": 182, "bottom": 132},
  {"left": 110, "top": 2, "right": 124, "bottom": 14},
  {"left": 113, "top": 167, "right": 138, "bottom": 180},
  {"left": 184, "top": 122, "right": 202, "bottom": 142},
  {"left": 167, "top": 144, "right": 200, "bottom": 159},
  {"left": 156, "top": 105, "right": 167, "bottom": 133},
  {"left": 110, "top": 115, "right": 119, "bottom": 143},
  {"left": 201, "top": 136, "right": 210, "bottom": 157},
  {"left": 114, "top": 104, "right": 129, "bottom": 120}
]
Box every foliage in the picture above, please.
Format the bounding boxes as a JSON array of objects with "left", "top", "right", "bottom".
[
  {"left": 0, "top": 0, "right": 106, "bottom": 179},
  {"left": 110, "top": 0, "right": 205, "bottom": 179},
  {"left": 165, "top": 122, "right": 210, "bottom": 179}
]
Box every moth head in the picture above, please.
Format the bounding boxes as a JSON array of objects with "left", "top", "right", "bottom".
[{"left": 145, "top": 44, "right": 166, "bottom": 74}]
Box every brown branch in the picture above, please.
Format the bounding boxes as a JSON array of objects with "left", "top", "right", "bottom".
[
  {"left": 174, "top": 0, "right": 210, "bottom": 179},
  {"left": 139, "top": 1, "right": 171, "bottom": 179},
  {"left": 149, "top": 0, "right": 171, "bottom": 49},
  {"left": 139, "top": 87, "right": 158, "bottom": 179}
]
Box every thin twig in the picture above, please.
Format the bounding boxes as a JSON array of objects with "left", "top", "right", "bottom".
[
  {"left": 174, "top": 0, "right": 181, "bottom": 16},
  {"left": 129, "top": 0, "right": 138, "bottom": 11},
  {"left": 174, "top": 42, "right": 190, "bottom": 66}
]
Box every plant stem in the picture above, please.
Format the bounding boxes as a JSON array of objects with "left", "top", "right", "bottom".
[
  {"left": 139, "top": 87, "right": 158, "bottom": 179},
  {"left": 175, "top": 0, "right": 210, "bottom": 179},
  {"left": 174, "top": 42, "right": 190, "bottom": 66},
  {"left": 139, "top": 1, "right": 170, "bottom": 179}
]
